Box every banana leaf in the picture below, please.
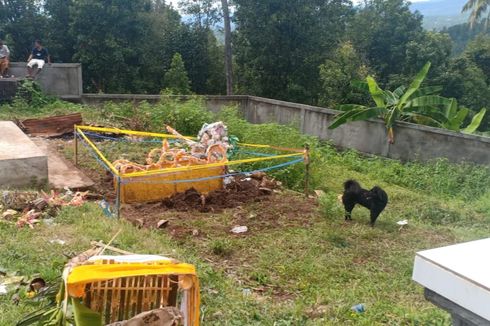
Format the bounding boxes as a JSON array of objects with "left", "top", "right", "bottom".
[
  {"left": 393, "top": 85, "right": 406, "bottom": 99},
  {"left": 443, "top": 107, "right": 469, "bottom": 131},
  {"left": 329, "top": 107, "right": 385, "bottom": 129},
  {"left": 16, "top": 303, "right": 64, "bottom": 326},
  {"left": 383, "top": 90, "right": 398, "bottom": 106},
  {"left": 462, "top": 108, "right": 487, "bottom": 133},
  {"left": 385, "top": 108, "right": 400, "bottom": 129},
  {"left": 404, "top": 106, "right": 449, "bottom": 124},
  {"left": 337, "top": 104, "right": 370, "bottom": 112},
  {"left": 444, "top": 98, "right": 458, "bottom": 119},
  {"left": 404, "top": 95, "right": 452, "bottom": 109},
  {"left": 366, "top": 76, "right": 386, "bottom": 108},
  {"left": 402, "top": 111, "right": 444, "bottom": 127},
  {"left": 72, "top": 298, "right": 103, "bottom": 326},
  {"left": 398, "top": 62, "right": 431, "bottom": 107}
]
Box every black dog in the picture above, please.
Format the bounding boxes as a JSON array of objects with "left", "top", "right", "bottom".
[{"left": 341, "top": 180, "right": 388, "bottom": 226}]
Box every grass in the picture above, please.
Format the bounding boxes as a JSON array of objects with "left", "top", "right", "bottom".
[{"left": 1, "top": 98, "right": 490, "bottom": 325}]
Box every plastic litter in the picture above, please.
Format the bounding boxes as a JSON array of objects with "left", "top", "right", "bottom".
[
  {"left": 49, "top": 239, "right": 66, "bottom": 245},
  {"left": 231, "top": 226, "right": 248, "bottom": 234},
  {"left": 351, "top": 303, "right": 365, "bottom": 313},
  {"left": 397, "top": 219, "right": 408, "bottom": 230}
]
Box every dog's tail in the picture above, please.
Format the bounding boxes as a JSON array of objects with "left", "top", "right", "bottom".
[
  {"left": 344, "top": 179, "right": 361, "bottom": 193},
  {"left": 370, "top": 186, "right": 388, "bottom": 204}
]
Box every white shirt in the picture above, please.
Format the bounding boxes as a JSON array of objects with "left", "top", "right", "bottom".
[{"left": 0, "top": 45, "right": 10, "bottom": 59}]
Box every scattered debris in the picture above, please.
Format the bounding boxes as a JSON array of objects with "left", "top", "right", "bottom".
[
  {"left": 99, "top": 200, "right": 113, "bottom": 217},
  {"left": 49, "top": 239, "right": 66, "bottom": 245},
  {"left": 0, "top": 189, "right": 89, "bottom": 229},
  {"left": 192, "top": 229, "right": 200, "bottom": 237},
  {"left": 29, "top": 277, "right": 46, "bottom": 292},
  {"left": 2, "top": 209, "right": 18, "bottom": 220},
  {"left": 16, "top": 209, "right": 41, "bottom": 228},
  {"left": 351, "top": 303, "right": 365, "bottom": 313},
  {"left": 41, "top": 189, "right": 89, "bottom": 207},
  {"left": 305, "top": 304, "right": 329, "bottom": 319},
  {"left": 12, "top": 293, "right": 20, "bottom": 305},
  {"left": 242, "top": 288, "right": 252, "bottom": 296},
  {"left": 0, "top": 273, "right": 25, "bottom": 296},
  {"left": 19, "top": 113, "right": 82, "bottom": 137},
  {"left": 397, "top": 219, "right": 409, "bottom": 231},
  {"left": 157, "top": 219, "right": 169, "bottom": 229},
  {"left": 132, "top": 218, "right": 144, "bottom": 229},
  {"left": 1, "top": 190, "right": 39, "bottom": 211},
  {"left": 231, "top": 226, "right": 248, "bottom": 234},
  {"left": 314, "top": 189, "right": 326, "bottom": 198}
]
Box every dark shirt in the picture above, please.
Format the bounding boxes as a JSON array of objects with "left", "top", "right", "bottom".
[{"left": 31, "top": 47, "right": 49, "bottom": 61}]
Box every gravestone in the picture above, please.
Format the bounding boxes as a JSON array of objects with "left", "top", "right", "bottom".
[
  {"left": 413, "top": 238, "right": 490, "bottom": 326},
  {"left": 0, "top": 78, "right": 20, "bottom": 102},
  {"left": 0, "top": 121, "right": 48, "bottom": 188}
]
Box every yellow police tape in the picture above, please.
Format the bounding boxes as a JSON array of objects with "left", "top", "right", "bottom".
[{"left": 75, "top": 125, "right": 304, "bottom": 178}]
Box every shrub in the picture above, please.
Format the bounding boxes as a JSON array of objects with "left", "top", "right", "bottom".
[{"left": 319, "top": 191, "right": 344, "bottom": 220}]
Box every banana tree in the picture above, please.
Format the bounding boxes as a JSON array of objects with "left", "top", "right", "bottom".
[
  {"left": 329, "top": 62, "right": 452, "bottom": 143},
  {"left": 443, "top": 98, "right": 487, "bottom": 133}
]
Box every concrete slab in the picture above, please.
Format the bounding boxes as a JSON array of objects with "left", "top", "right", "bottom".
[
  {"left": 31, "top": 138, "right": 94, "bottom": 190},
  {"left": 413, "top": 238, "right": 490, "bottom": 322},
  {"left": 0, "top": 121, "right": 48, "bottom": 188}
]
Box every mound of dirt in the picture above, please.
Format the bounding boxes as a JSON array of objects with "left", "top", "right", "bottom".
[{"left": 162, "top": 173, "right": 280, "bottom": 212}]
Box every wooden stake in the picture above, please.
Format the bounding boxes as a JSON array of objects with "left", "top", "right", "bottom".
[
  {"left": 304, "top": 144, "right": 310, "bottom": 197},
  {"left": 74, "top": 126, "right": 78, "bottom": 166},
  {"left": 116, "top": 176, "right": 121, "bottom": 219}
]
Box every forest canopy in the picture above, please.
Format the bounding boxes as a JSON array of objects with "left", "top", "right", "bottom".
[{"left": 0, "top": 0, "right": 489, "bottom": 130}]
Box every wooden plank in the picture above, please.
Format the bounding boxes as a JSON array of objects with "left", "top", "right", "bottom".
[{"left": 20, "top": 113, "right": 82, "bottom": 137}]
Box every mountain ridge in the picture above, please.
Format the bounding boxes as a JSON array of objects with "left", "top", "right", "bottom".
[{"left": 410, "top": 0, "right": 467, "bottom": 17}]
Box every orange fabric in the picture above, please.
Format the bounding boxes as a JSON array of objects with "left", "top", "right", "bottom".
[
  {"left": 66, "top": 262, "right": 196, "bottom": 297},
  {"left": 0, "top": 57, "right": 9, "bottom": 74}
]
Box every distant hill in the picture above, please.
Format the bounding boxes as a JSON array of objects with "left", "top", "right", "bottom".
[{"left": 410, "top": 0, "right": 469, "bottom": 30}]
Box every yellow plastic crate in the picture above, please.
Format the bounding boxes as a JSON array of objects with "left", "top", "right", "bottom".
[{"left": 116, "top": 166, "right": 224, "bottom": 204}]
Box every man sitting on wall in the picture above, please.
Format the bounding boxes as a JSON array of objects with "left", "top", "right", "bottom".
[
  {"left": 26, "top": 40, "right": 51, "bottom": 79},
  {"left": 0, "top": 39, "right": 10, "bottom": 77}
]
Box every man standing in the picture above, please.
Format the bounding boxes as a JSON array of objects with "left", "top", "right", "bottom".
[
  {"left": 0, "top": 39, "right": 10, "bottom": 77},
  {"left": 26, "top": 40, "right": 51, "bottom": 79}
]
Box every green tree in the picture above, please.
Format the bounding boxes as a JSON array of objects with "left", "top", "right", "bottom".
[
  {"left": 441, "top": 36, "right": 490, "bottom": 130},
  {"left": 462, "top": 0, "right": 490, "bottom": 27},
  {"left": 0, "top": 0, "right": 47, "bottom": 60},
  {"left": 70, "top": 0, "right": 153, "bottom": 93},
  {"left": 164, "top": 53, "right": 191, "bottom": 94},
  {"left": 44, "top": 0, "right": 75, "bottom": 63},
  {"left": 177, "top": 0, "right": 228, "bottom": 94},
  {"left": 348, "top": 0, "right": 425, "bottom": 86},
  {"left": 234, "top": 0, "right": 352, "bottom": 104},
  {"left": 443, "top": 21, "right": 489, "bottom": 56},
  {"left": 318, "top": 42, "right": 370, "bottom": 108}
]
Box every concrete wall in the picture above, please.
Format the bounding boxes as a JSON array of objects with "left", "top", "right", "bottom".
[
  {"left": 245, "top": 96, "right": 490, "bottom": 164},
  {"left": 9, "top": 62, "right": 82, "bottom": 100},
  {"left": 80, "top": 94, "right": 490, "bottom": 165},
  {"left": 80, "top": 94, "right": 249, "bottom": 112}
]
